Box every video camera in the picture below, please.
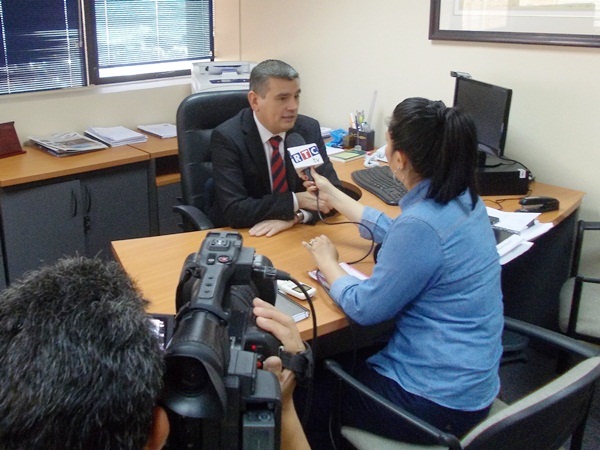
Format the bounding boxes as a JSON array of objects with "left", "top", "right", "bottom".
[{"left": 161, "top": 231, "right": 284, "bottom": 450}]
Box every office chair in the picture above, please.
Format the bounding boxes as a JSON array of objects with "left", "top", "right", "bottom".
[
  {"left": 559, "top": 220, "right": 600, "bottom": 345},
  {"left": 174, "top": 90, "right": 249, "bottom": 231},
  {"left": 325, "top": 316, "right": 600, "bottom": 450}
]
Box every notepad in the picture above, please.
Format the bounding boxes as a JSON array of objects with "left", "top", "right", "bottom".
[
  {"left": 308, "top": 262, "right": 369, "bottom": 289},
  {"left": 138, "top": 123, "right": 177, "bottom": 139},
  {"left": 275, "top": 292, "right": 309, "bottom": 322}
]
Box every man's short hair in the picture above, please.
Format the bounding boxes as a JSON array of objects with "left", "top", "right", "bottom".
[
  {"left": 0, "top": 257, "right": 164, "bottom": 450},
  {"left": 249, "top": 59, "right": 299, "bottom": 97}
]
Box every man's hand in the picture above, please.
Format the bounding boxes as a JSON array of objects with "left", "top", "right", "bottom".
[
  {"left": 252, "top": 298, "right": 305, "bottom": 354},
  {"left": 249, "top": 219, "right": 295, "bottom": 237},
  {"left": 296, "top": 191, "right": 331, "bottom": 214}
]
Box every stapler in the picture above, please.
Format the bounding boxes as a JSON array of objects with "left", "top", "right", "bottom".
[{"left": 517, "top": 196, "right": 559, "bottom": 213}]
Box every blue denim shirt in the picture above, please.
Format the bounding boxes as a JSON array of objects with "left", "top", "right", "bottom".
[{"left": 330, "top": 179, "right": 503, "bottom": 410}]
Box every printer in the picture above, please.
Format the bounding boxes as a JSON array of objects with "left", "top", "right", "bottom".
[{"left": 191, "top": 61, "right": 256, "bottom": 93}]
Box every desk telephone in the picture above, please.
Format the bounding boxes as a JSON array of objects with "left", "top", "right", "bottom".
[{"left": 364, "top": 145, "right": 388, "bottom": 168}]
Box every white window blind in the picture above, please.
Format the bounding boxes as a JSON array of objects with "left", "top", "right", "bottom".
[
  {"left": 0, "top": 0, "right": 213, "bottom": 95},
  {"left": 90, "top": 0, "right": 213, "bottom": 83},
  {"left": 0, "top": 0, "right": 84, "bottom": 95}
]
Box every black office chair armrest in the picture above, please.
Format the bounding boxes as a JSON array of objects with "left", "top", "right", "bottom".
[
  {"left": 173, "top": 204, "right": 215, "bottom": 231},
  {"left": 580, "top": 221, "right": 600, "bottom": 231},
  {"left": 323, "top": 359, "right": 462, "bottom": 449},
  {"left": 504, "top": 316, "right": 600, "bottom": 359}
]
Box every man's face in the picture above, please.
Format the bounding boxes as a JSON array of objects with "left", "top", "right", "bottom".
[{"left": 250, "top": 77, "right": 301, "bottom": 134}]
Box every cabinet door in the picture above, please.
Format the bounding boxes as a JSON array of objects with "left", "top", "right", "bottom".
[
  {"left": 0, "top": 180, "right": 85, "bottom": 283},
  {"left": 82, "top": 163, "right": 150, "bottom": 259}
]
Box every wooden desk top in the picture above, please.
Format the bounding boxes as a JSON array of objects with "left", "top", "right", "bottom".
[
  {"left": 111, "top": 158, "right": 585, "bottom": 339},
  {"left": 0, "top": 144, "right": 149, "bottom": 188},
  {"left": 128, "top": 135, "right": 178, "bottom": 158}
]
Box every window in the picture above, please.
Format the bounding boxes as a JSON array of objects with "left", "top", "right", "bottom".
[
  {"left": 0, "top": 0, "right": 84, "bottom": 95},
  {"left": 0, "top": 0, "right": 213, "bottom": 95},
  {"left": 86, "top": 0, "right": 213, "bottom": 84}
]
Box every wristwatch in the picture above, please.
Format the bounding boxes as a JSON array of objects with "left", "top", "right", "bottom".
[
  {"left": 294, "top": 210, "right": 305, "bottom": 224},
  {"left": 279, "top": 342, "right": 314, "bottom": 385}
]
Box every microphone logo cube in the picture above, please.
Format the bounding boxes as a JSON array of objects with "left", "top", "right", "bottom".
[{"left": 288, "top": 144, "right": 323, "bottom": 169}]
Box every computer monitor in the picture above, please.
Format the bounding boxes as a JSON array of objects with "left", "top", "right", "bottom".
[{"left": 453, "top": 77, "right": 512, "bottom": 158}]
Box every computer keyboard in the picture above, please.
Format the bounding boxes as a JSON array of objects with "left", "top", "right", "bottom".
[{"left": 351, "top": 166, "right": 408, "bottom": 205}]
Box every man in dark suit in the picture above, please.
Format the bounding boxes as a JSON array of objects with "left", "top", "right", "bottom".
[{"left": 210, "top": 59, "right": 342, "bottom": 237}]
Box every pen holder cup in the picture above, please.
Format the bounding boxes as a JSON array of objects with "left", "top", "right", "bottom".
[
  {"left": 342, "top": 133, "right": 356, "bottom": 149},
  {"left": 348, "top": 128, "right": 375, "bottom": 151}
]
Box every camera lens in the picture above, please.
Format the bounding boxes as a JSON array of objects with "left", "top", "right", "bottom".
[{"left": 166, "top": 356, "right": 209, "bottom": 396}]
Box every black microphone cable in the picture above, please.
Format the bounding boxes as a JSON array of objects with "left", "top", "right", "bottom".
[
  {"left": 252, "top": 266, "right": 318, "bottom": 427},
  {"left": 313, "top": 185, "right": 376, "bottom": 265}
]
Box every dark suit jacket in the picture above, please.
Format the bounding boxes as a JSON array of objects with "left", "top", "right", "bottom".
[{"left": 210, "top": 108, "right": 341, "bottom": 228}]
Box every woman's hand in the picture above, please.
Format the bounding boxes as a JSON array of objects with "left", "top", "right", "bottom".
[
  {"left": 302, "top": 235, "right": 347, "bottom": 286},
  {"left": 302, "top": 234, "right": 339, "bottom": 265}
]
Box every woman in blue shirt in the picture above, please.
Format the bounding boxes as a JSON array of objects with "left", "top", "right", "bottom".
[{"left": 303, "top": 97, "right": 503, "bottom": 443}]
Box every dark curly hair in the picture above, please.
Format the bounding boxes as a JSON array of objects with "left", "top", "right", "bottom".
[{"left": 0, "top": 257, "right": 164, "bottom": 450}]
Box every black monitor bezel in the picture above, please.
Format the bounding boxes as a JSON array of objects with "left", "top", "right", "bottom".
[{"left": 453, "top": 77, "right": 512, "bottom": 157}]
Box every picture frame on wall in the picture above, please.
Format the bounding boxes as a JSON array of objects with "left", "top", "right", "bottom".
[{"left": 429, "top": 0, "right": 600, "bottom": 48}]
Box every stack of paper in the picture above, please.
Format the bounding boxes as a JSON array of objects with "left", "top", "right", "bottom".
[
  {"left": 137, "top": 123, "right": 177, "bottom": 139},
  {"left": 487, "top": 207, "right": 540, "bottom": 234},
  {"left": 85, "top": 126, "right": 147, "bottom": 146},
  {"left": 29, "top": 132, "right": 108, "bottom": 157},
  {"left": 487, "top": 207, "right": 553, "bottom": 265}
]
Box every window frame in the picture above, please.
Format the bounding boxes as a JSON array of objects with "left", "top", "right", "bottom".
[
  {"left": 83, "top": 0, "right": 214, "bottom": 86},
  {"left": 0, "top": 0, "right": 214, "bottom": 96}
]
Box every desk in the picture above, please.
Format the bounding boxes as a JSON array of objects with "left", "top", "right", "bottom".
[
  {"left": 128, "top": 136, "right": 180, "bottom": 235},
  {"left": 112, "top": 158, "right": 585, "bottom": 338}
]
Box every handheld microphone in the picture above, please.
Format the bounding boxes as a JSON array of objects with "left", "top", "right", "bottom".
[{"left": 286, "top": 133, "right": 323, "bottom": 181}]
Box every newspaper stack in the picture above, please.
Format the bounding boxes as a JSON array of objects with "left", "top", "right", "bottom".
[{"left": 29, "top": 132, "right": 108, "bottom": 157}]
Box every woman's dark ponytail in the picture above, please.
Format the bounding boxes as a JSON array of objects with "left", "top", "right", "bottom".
[{"left": 387, "top": 98, "right": 479, "bottom": 207}]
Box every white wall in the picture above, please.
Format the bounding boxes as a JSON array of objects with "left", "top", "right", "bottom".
[{"left": 239, "top": 0, "right": 600, "bottom": 228}]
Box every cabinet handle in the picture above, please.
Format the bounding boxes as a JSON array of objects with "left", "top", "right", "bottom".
[
  {"left": 70, "top": 189, "right": 78, "bottom": 217},
  {"left": 84, "top": 185, "right": 92, "bottom": 213}
]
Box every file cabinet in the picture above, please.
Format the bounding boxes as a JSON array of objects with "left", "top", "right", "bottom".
[{"left": 0, "top": 146, "right": 150, "bottom": 287}]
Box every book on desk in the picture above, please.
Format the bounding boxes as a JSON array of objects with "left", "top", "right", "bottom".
[{"left": 329, "top": 148, "right": 366, "bottom": 163}]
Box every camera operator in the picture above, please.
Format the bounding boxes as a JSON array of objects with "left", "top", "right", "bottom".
[
  {"left": 0, "top": 257, "right": 310, "bottom": 450},
  {"left": 252, "top": 298, "right": 311, "bottom": 450}
]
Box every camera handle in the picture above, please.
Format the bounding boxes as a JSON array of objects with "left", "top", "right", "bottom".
[{"left": 279, "top": 342, "right": 314, "bottom": 385}]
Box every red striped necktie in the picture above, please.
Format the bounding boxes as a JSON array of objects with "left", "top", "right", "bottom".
[{"left": 269, "top": 136, "right": 288, "bottom": 193}]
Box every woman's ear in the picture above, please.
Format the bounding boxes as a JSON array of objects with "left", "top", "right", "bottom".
[
  {"left": 391, "top": 148, "right": 407, "bottom": 171},
  {"left": 144, "top": 406, "right": 170, "bottom": 450}
]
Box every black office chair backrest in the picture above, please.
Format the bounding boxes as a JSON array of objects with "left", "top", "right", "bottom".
[{"left": 176, "top": 90, "right": 249, "bottom": 219}]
